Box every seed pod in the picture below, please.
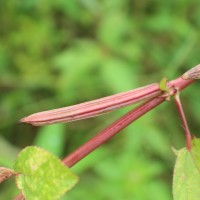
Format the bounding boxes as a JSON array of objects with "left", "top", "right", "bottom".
[{"left": 182, "top": 64, "right": 200, "bottom": 79}]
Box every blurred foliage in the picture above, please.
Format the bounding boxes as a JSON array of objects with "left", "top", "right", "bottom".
[{"left": 0, "top": 0, "right": 200, "bottom": 199}]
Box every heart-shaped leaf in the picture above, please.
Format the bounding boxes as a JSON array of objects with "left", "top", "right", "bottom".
[
  {"left": 14, "top": 146, "right": 78, "bottom": 200},
  {"left": 173, "top": 138, "right": 200, "bottom": 200}
]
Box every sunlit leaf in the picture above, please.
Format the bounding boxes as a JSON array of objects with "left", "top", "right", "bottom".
[{"left": 13, "top": 146, "right": 78, "bottom": 200}]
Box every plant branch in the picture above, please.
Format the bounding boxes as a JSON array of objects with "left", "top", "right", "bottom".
[{"left": 63, "top": 76, "right": 195, "bottom": 167}]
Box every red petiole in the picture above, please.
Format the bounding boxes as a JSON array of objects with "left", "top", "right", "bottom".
[{"left": 174, "top": 93, "right": 192, "bottom": 150}]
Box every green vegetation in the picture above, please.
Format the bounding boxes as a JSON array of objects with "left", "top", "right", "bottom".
[
  {"left": 0, "top": 0, "right": 200, "bottom": 199},
  {"left": 173, "top": 138, "right": 200, "bottom": 200}
]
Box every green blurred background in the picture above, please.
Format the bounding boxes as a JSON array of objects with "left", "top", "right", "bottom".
[{"left": 0, "top": 0, "right": 200, "bottom": 199}]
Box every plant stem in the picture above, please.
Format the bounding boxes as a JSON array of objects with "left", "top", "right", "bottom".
[
  {"left": 62, "top": 97, "right": 165, "bottom": 167},
  {"left": 174, "top": 93, "right": 192, "bottom": 150}
]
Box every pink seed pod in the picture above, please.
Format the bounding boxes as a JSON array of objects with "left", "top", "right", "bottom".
[{"left": 20, "top": 83, "right": 161, "bottom": 126}]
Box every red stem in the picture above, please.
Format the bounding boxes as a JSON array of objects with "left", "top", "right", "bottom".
[
  {"left": 174, "top": 94, "right": 192, "bottom": 150},
  {"left": 62, "top": 97, "right": 165, "bottom": 167}
]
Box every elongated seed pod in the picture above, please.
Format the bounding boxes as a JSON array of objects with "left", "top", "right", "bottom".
[
  {"left": 182, "top": 64, "right": 200, "bottom": 79},
  {"left": 20, "top": 64, "right": 199, "bottom": 126},
  {"left": 20, "top": 83, "right": 161, "bottom": 126}
]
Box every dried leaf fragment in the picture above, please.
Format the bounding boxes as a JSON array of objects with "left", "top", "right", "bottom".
[{"left": 0, "top": 167, "right": 16, "bottom": 183}]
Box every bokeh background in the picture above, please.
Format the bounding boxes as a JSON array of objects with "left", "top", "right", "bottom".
[{"left": 1, "top": 1, "right": 200, "bottom": 199}]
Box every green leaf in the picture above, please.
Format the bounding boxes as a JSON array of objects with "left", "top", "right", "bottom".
[
  {"left": 173, "top": 139, "right": 200, "bottom": 200},
  {"left": 191, "top": 138, "right": 200, "bottom": 170},
  {"left": 13, "top": 146, "right": 79, "bottom": 200},
  {"left": 159, "top": 77, "right": 168, "bottom": 92}
]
